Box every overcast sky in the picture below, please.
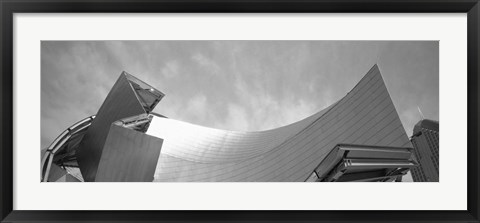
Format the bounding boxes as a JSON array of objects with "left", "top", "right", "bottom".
[{"left": 41, "top": 41, "right": 438, "bottom": 151}]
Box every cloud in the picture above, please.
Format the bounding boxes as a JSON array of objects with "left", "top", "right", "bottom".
[
  {"left": 281, "top": 99, "right": 316, "bottom": 126},
  {"left": 399, "top": 106, "right": 423, "bottom": 136},
  {"left": 184, "top": 94, "right": 208, "bottom": 122},
  {"left": 222, "top": 103, "right": 250, "bottom": 130},
  {"left": 41, "top": 42, "right": 119, "bottom": 148},
  {"left": 225, "top": 75, "right": 317, "bottom": 131},
  {"left": 41, "top": 41, "right": 438, "bottom": 150},
  {"left": 192, "top": 53, "right": 221, "bottom": 75},
  {"left": 161, "top": 60, "right": 179, "bottom": 79}
]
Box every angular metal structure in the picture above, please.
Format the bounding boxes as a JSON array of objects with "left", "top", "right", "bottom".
[
  {"left": 76, "top": 72, "right": 164, "bottom": 182},
  {"left": 310, "top": 144, "right": 416, "bottom": 182},
  {"left": 40, "top": 116, "right": 94, "bottom": 182},
  {"left": 42, "top": 64, "right": 417, "bottom": 182},
  {"left": 95, "top": 116, "right": 164, "bottom": 182}
]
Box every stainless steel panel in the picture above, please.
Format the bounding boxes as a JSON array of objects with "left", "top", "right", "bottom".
[
  {"left": 147, "top": 65, "right": 413, "bottom": 182},
  {"left": 76, "top": 72, "right": 160, "bottom": 182},
  {"left": 46, "top": 65, "right": 413, "bottom": 182},
  {"left": 95, "top": 124, "right": 163, "bottom": 182}
]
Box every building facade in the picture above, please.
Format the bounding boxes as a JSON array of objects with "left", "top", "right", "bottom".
[
  {"left": 41, "top": 64, "right": 418, "bottom": 182},
  {"left": 410, "top": 119, "right": 439, "bottom": 182}
]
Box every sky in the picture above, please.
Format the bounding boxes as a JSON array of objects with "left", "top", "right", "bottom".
[{"left": 41, "top": 41, "right": 439, "bottom": 151}]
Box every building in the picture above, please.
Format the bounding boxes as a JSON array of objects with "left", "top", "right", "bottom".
[
  {"left": 410, "top": 119, "right": 439, "bottom": 182},
  {"left": 41, "top": 64, "right": 418, "bottom": 182}
]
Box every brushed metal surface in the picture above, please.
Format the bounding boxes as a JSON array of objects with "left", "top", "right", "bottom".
[
  {"left": 58, "top": 65, "right": 412, "bottom": 182},
  {"left": 77, "top": 72, "right": 149, "bottom": 182},
  {"left": 95, "top": 124, "right": 163, "bottom": 182},
  {"left": 145, "top": 64, "right": 412, "bottom": 182}
]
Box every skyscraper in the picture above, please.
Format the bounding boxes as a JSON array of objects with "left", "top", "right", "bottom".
[{"left": 410, "top": 119, "right": 439, "bottom": 182}]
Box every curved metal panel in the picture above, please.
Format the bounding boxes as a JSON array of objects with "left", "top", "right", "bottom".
[
  {"left": 145, "top": 64, "right": 412, "bottom": 182},
  {"left": 43, "top": 65, "right": 413, "bottom": 182},
  {"left": 41, "top": 116, "right": 94, "bottom": 182}
]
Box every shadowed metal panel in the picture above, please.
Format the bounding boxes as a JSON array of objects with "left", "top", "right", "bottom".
[
  {"left": 314, "top": 144, "right": 415, "bottom": 182},
  {"left": 76, "top": 72, "right": 147, "bottom": 182},
  {"left": 47, "top": 163, "right": 67, "bottom": 182},
  {"left": 95, "top": 124, "right": 163, "bottom": 182},
  {"left": 147, "top": 64, "right": 412, "bottom": 182},
  {"left": 55, "top": 174, "right": 82, "bottom": 182}
]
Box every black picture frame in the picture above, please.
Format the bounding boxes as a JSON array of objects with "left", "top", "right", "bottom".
[{"left": 1, "top": 0, "right": 479, "bottom": 222}]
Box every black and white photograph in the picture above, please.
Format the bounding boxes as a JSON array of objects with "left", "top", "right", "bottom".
[
  {"left": 40, "top": 41, "right": 439, "bottom": 183},
  {"left": 3, "top": 1, "right": 478, "bottom": 222}
]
